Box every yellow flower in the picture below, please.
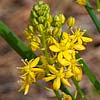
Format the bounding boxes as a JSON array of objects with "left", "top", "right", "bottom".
[
  {"left": 76, "top": 0, "right": 87, "bottom": 6},
  {"left": 62, "top": 93, "right": 72, "bottom": 100},
  {"left": 49, "top": 35, "right": 85, "bottom": 66},
  {"left": 58, "top": 51, "right": 82, "bottom": 81},
  {"left": 73, "top": 66, "right": 82, "bottom": 81},
  {"left": 71, "top": 28, "right": 93, "bottom": 44},
  {"left": 43, "top": 65, "right": 73, "bottom": 90},
  {"left": 67, "top": 16, "right": 75, "bottom": 27},
  {"left": 18, "top": 57, "right": 44, "bottom": 95}
]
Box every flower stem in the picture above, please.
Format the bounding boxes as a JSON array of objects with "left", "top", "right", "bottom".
[
  {"left": 96, "top": 0, "right": 100, "bottom": 12},
  {"left": 76, "top": 53, "right": 100, "bottom": 94},
  {"left": 53, "top": 90, "right": 62, "bottom": 100},
  {"left": 60, "top": 83, "right": 77, "bottom": 100},
  {"left": 0, "top": 21, "right": 37, "bottom": 60},
  {"left": 41, "top": 31, "right": 50, "bottom": 63},
  {"left": 85, "top": 1, "right": 100, "bottom": 33},
  {"left": 71, "top": 77, "right": 87, "bottom": 100}
]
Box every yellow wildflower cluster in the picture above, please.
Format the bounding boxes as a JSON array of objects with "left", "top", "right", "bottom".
[{"left": 18, "top": 1, "right": 92, "bottom": 97}]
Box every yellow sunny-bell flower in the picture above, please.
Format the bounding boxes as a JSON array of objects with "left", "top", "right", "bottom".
[
  {"left": 18, "top": 57, "right": 44, "bottom": 95},
  {"left": 49, "top": 37, "right": 84, "bottom": 66},
  {"left": 76, "top": 0, "right": 87, "bottom": 6},
  {"left": 43, "top": 65, "right": 73, "bottom": 90},
  {"left": 71, "top": 28, "right": 92, "bottom": 45}
]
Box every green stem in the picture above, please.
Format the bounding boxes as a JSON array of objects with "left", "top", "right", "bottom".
[
  {"left": 72, "top": 77, "right": 87, "bottom": 100},
  {"left": 0, "top": 21, "right": 36, "bottom": 60},
  {"left": 53, "top": 90, "right": 62, "bottom": 100},
  {"left": 60, "top": 83, "right": 77, "bottom": 100},
  {"left": 41, "top": 31, "right": 50, "bottom": 63},
  {"left": 96, "top": 0, "right": 100, "bottom": 12},
  {"left": 85, "top": 1, "right": 100, "bottom": 33},
  {"left": 76, "top": 53, "right": 100, "bottom": 94}
]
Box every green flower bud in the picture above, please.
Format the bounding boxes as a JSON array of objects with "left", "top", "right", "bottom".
[
  {"left": 54, "top": 15, "right": 60, "bottom": 22},
  {"left": 31, "top": 11, "right": 38, "bottom": 18},
  {"left": 34, "top": 5, "right": 39, "bottom": 11},
  {"left": 38, "top": 24, "right": 44, "bottom": 32},
  {"left": 59, "top": 14, "right": 65, "bottom": 24},
  {"left": 53, "top": 27, "right": 61, "bottom": 36},
  {"left": 38, "top": 16, "right": 45, "bottom": 23},
  {"left": 28, "top": 25, "right": 34, "bottom": 33},
  {"left": 38, "top": 10, "right": 44, "bottom": 16},
  {"left": 45, "top": 4, "right": 50, "bottom": 12},
  {"left": 55, "top": 22, "right": 62, "bottom": 27},
  {"left": 53, "top": 27, "right": 59, "bottom": 35},
  {"left": 32, "top": 18, "right": 38, "bottom": 25},
  {"left": 38, "top": 1, "right": 43, "bottom": 5},
  {"left": 45, "top": 21, "right": 51, "bottom": 28}
]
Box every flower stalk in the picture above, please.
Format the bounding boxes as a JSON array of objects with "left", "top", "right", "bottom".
[
  {"left": 0, "top": 21, "right": 36, "bottom": 60},
  {"left": 85, "top": 1, "right": 100, "bottom": 33},
  {"left": 96, "top": 0, "right": 100, "bottom": 12},
  {"left": 72, "top": 77, "right": 87, "bottom": 100},
  {"left": 76, "top": 53, "right": 100, "bottom": 94}
]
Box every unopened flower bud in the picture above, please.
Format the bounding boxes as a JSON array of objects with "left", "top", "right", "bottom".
[
  {"left": 45, "top": 21, "right": 51, "bottom": 28},
  {"left": 59, "top": 14, "right": 65, "bottom": 24},
  {"left": 67, "top": 16, "right": 75, "bottom": 27},
  {"left": 38, "top": 16, "right": 45, "bottom": 23},
  {"left": 38, "top": 24, "right": 44, "bottom": 32},
  {"left": 32, "top": 11, "right": 38, "bottom": 18},
  {"left": 34, "top": 5, "right": 39, "bottom": 11},
  {"left": 32, "top": 18, "right": 38, "bottom": 25},
  {"left": 54, "top": 15, "right": 60, "bottom": 22},
  {"left": 53, "top": 27, "right": 59, "bottom": 35},
  {"left": 76, "top": 0, "right": 87, "bottom": 6}
]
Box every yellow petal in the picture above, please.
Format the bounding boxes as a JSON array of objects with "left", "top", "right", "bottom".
[
  {"left": 78, "top": 38, "right": 82, "bottom": 44},
  {"left": 52, "top": 38, "right": 59, "bottom": 46},
  {"left": 49, "top": 45, "right": 60, "bottom": 52},
  {"left": 61, "top": 78, "right": 71, "bottom": 87},
  {"left": 29, "top": 57, "right": 40, "bottom": 67},
  {"left": 32, "top": 68, "right": 44, "bottom": 72},
  {"left": 59, "top": 67, "right": 64, "bottom": 74},
  {"left": 63, "top": 51, "right": 72, "bottom": 60},
  {"left": 65, "top": 70, "right": 73, "bottom": 78},
  {"left": 58, "top": 52, "right": 70, "bottom": 66},
  {"left": 43, "top": 75, "right": 56, "bottom": 82},
  {"left": 24, "top": 84, "right": 29, "bottom": 95},
  {"left": 81, "top": 37, "right": 93, "bottom": 42},
  {"left": 48, "top": 65, "right": 58, "bottom": 74},
  {"left": 62, "top": 32, "right": 69, "bottom": 40},
  {"left": 18, "top": 82, "right": 25, "bottom": 92},
  {"left": 29, "top": 71, "right": 35, "bottom": 79},
  {"left": 73, "top": 44, "right": 85, "bottom": 50},
  {"left": 53, "top": 77, "right": 61, "bottom": 90},
  {"left": 74, "top": 67, "right": 82, "bottom": 81}
]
